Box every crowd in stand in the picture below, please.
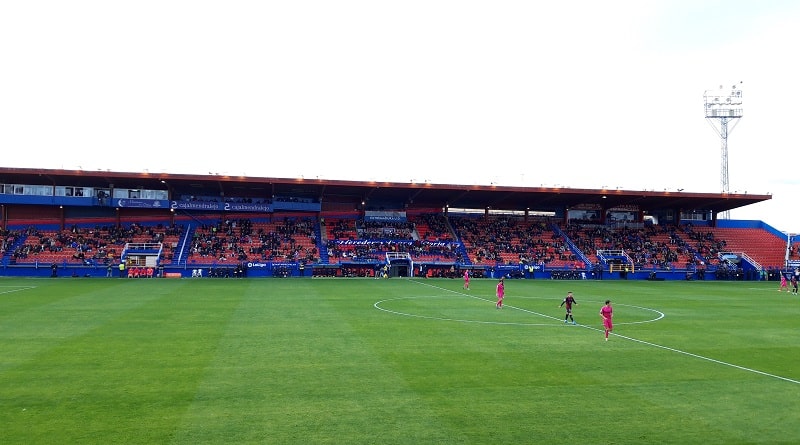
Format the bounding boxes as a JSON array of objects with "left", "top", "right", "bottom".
[
  {"left": 329, "top": 218, "right": 357, "bottom": 240},
  {"left": 325, "top": 239, "right": 463, "bottom": 263},
  {"left": 189, "top": 216, "right": 318, "bottom": 264},
  {"left": 190, "top": 218, "right": 253, "bottom": 262},
  {"left": 8, "top": 223, "right": 183, "bottom": 265},
  {"left": 682, "top": 224, "right": 727, "bottom": 266},
  {"left": 360, "top": 220, "right": 414, "bottom": 240},
  {"left": 790, "top": 243, "right": 800, "bottom": 260},
  {"left": 1, "top": 213, "right": 794, "bottom": 280},
  {"left": 1, "top": 228, "right": 20, "bottom": 258},
  {"left": 415, "top": 213, "right": 453, "bottom": 241},
  {"left": 564, "top": 223, "right": 705, "bottom": 271},
  {"left": 0, "top": 216, "right": 724, "bottom": 273},
  {"left": 453, "top": 216, "right": 571, "bottom": 266}
]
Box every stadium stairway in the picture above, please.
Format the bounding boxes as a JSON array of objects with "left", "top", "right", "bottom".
[
  {"left": 1, "top": 232, "right": 28, "bottom": 265},
  {"left": 315, "top": 223, "right": 328, "bottom": 264}
]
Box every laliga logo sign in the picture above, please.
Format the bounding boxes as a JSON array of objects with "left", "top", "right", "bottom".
[{"left": 247, "top": 262, "right": 267, "bottom": 268}]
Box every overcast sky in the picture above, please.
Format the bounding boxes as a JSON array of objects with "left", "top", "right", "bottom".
[{"left": 2, "top": 1, "right": 799, "bottom": 234}]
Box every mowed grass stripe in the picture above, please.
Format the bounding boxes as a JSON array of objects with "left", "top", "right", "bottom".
[
  {"left": 2, "top": 279, "right": 241, "bottom": 444},
  {"left": 172, "top": 279, "right": 460, "bottom": 445},
  {"left": 0, "top": 279, "right": 169, "bottom": 372}
]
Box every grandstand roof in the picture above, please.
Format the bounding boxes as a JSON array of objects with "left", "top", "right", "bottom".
[{"left": 0, "top": 167, "right": 771, "bottom": 215}]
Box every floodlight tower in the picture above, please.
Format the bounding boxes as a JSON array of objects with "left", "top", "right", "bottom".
[{"left": 704, "top": 82, "right": 743, "bottom": 220}]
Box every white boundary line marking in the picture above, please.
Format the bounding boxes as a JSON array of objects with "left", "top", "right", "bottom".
[
  {"left": 384, "top": 279, "right": 664, "bottom": 325},
  {"left": 374, "top": 296, "right": 562, "bottom": 326},
  {"left": 0, "top": 286, "right": 36, "bottom": 295},
  {"left": 605, "top": 331, "right": 800, "bottom": 385},
  {"left": 377, "top": 279, "right": 800, "bottom": 386},
  {"left": 374, "top": 295, "right": 665, "bottom": 327}
]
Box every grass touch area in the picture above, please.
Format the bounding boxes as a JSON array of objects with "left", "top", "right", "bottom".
[{"left": 1, "top": 276, "right": 799, "bottom": 444}]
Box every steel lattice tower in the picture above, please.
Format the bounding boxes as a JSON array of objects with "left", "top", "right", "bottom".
[{"left": 704, "top": 82, "right": 743, "bottom": 220}]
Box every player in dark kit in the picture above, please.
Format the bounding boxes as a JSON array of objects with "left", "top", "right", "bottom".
[{"left": 560, "top": 291, "right": 577, "bottom": 324}]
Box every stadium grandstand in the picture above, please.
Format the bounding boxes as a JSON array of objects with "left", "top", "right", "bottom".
[{"left": 0, "top": 167, "right": 796, "bottom": 280}]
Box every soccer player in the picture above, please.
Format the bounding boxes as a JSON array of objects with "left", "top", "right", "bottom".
[
  {"left": 791, "top": 274, "right": 798, "bottom": 295},
  {"left": 779, "top": 272, "right": 788, "bottom": 292},
  {"left": 463, "top": 269, "right": 470, "bottom": 290},
  {"left": 496, "top": 277, "right": 505, "bottom": 309},
  {"left": 560, "top": 291, "right": 577, "bottom": 324},
  {"left": 599, "top": 299, "right": 613, "bottom": 341}
]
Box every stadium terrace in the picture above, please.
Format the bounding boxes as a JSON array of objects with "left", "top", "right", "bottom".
[{"left": 1, "top": 167, "right": 796, "bottom": 281}]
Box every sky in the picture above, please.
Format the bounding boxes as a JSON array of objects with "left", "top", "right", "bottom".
[{"left": 2, "top": 1, "right": 799, "bottom": 234}]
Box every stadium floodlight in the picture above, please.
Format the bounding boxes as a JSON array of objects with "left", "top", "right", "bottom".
[{"left": 704, "top": 82, "right": 743, "bottom": 220}]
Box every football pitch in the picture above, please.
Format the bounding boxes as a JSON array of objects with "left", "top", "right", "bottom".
[{"left": 1, "top": 276, "right": 799, "bottom": 444}]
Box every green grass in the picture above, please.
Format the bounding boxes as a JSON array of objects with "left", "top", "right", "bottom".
[{"left": 1, "top": 277, "right": 799, "bottom": 444}]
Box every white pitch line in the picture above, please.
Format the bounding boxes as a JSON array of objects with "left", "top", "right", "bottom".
[
  {"left": 403, "top": 279, "right": 800, "bottom": 386},
  {"left": 608, "top": 331, "right": 800, "bottom": 385},
  {"left": 0, "top": 286, "right": 36, "bottom": 295},
  {"left": 407, "top": 279, "right": 663, "bottom": 324},
  {"left": 373, "top": 299, "right": 559, "bottom": 326}
]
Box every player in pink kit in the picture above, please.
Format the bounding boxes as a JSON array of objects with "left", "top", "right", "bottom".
[
  {"left": 599, "top": 300, "right": 613, "bottom": 341},
  {"left": 463, "top": 270, "right": 470, "bottom": 290},
  {"left": 779, "top": 272, "right": 788, "bottom": 292},
  {"left": 495, "top": 277, "right": 505, "bottom": 309}
]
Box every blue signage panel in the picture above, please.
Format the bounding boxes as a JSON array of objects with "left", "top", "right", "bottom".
[
  {"left": 170, "top": 201, "right": 274, "bottom": 212},
  {"left": 113, "top": 198, "right": 170, "bottom": 209}
]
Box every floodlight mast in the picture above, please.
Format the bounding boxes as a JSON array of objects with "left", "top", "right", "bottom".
[{"left": 704, "top": 82, "right": 743, "bottom": 220}]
